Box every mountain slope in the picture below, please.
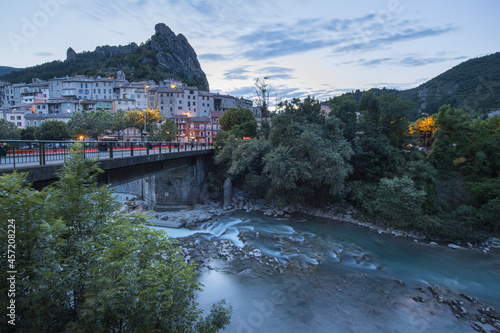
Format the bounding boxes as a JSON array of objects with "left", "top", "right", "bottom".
[
  {"left": 400, "top": 52, "right": 500, "bottom": 116},
  {"left": 0, "top": 23, "right": 209, "bottom": 90}
]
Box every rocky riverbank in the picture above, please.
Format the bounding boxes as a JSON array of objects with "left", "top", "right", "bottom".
[
  {"left": 114, "top": 191, "right": 500, "bottom": 253},
  {"left": 114, "top": 192, "right": 500, "bottom": 332}
]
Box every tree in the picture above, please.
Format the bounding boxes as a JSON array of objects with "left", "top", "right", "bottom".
[
  {"left": 263, "top": 126, "right": 353, "bottom": 206},
  {"left": 0, "top": 119, "right": 20, "bottom": 140},
  {"left": 409, "top": 115, "right": 438, "bottom": 148},
  {"left": 253, "top": 76, "right": 271, "bottom": 118},
  {"left": 378, "top": 93, "right": 412, "bottom": 148},
  {"left": 0, "top": 145, "right": 232, "bottom": 332},
  {"left": 20, "top": 126, "right": 36, "bottom": 140},
  {"left": 68, "top": 109, "right": 114, "bottom": 140},
  {"left": 429, "top": 105, "right": 471, "bottom": 172},
  {"left": 364, "top": 176, "right": 427, "bottom": 230},
  {"left": 358, "top": 91, "right": 380, "bottom": 133},
  {"left": 328, "top": 95, "right": 357, "bottom": 141},
  {"left": 218, "top": 107, "right": 257, "bottom": 138},
  {"left": 126, "top": 108, "right": 164, "bottom": 141},
  {"left": 148, "top": 118, "right": 178, "bottom": 141},
  {"left": 34, "top": 120, "right": 70, "bottom": 140},
  {"left": 111, "top": 109, "right": 134, "bottom": 140}
]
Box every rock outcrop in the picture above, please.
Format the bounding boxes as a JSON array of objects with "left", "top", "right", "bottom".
[
  {"left": 30, "top": 23, "right": 209, "bottom": 90},
  {"left": 66, "top": 47, "right": 77, "bottom": 61}
]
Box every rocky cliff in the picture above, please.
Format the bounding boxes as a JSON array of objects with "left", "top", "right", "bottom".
[{"left": 1, "top": 23, "right": 209, "bottom": 91}]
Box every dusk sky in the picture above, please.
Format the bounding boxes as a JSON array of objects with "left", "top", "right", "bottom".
[{"left": 1, "top": 0, "right": 499, "bottom": 103}]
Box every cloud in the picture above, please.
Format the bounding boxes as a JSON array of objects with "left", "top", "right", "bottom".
[
  {"left": 109, "top": 29, "right": 126, "bottom": 36},
  {"left": 34, "top": 52, "right": 54, "bottom": 57},
  {"left": 223, "top": 66, "right": 251, "bottom": 80},
  {"left": 225, "top": 86, "right": 255, "bottom": 98},
  {"left": 342, "top": 55, "right": 467, "bottom": 68},
  {"left": 335, "top": 26, "right": 456, "bottom": 53},
  {"left": 238, "top": 25, "right": 342, "bottom": 60},
  {"left": 257, "top": 66, "right": 295, "bottom": 80},
  {"left": 234, "top": 13, "right": 456, "bottom": 62},
  {"left": 199, "top": 53, "right": 227, "bottom": 61},
  {"left": 399, "top": 55, "right": 467, "bottom": 67}
]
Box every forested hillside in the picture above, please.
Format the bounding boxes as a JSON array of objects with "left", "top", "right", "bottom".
[{"left": 334, "top": 52, "right": 500, "bottom": 118}]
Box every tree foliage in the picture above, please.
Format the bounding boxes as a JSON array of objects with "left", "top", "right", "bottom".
[
  {"left": 0, "top": 145, "right": 232, "bottom": 332},
  {"left": 0, "top": 119, "right": 20, "bottom": 140},
  {"left": 218, "top": 107, "right": 257, "bottom": 138},
  {"left": 111, "top": 109, "right": 134, "bottom": 140},
  {"left": 148, "top": 118, "right": 178, "bottom": 142},
  {"left": 20, "top": 126, "right": 36, "bottom": 140},
  {"left": 126, "top": 108, "right": 164, "bottom": 139},
  {"left": 68, "top": 109, "right": 114, "bottom": 140},
  {"left": 34, "top": 120, "right": 70, "bottom": 140}
]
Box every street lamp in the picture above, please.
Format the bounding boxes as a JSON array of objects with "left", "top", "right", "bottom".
[
  {"left": 421, "top": 113, "right": 429, "bottom": 151},
  {"left": 143, "top": 110, "right": 147, "bottom": 141}
]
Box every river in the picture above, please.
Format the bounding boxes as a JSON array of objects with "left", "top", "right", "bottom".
[{"left": 154, "top": 212, "right": 500, "bottom": 332}]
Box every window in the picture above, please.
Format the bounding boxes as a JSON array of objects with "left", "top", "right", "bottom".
[
  {"left": 17, "top": 122, "right": 21, "bottom": 126},
  {"left": 10, "top": 116, "right": 15, "bottom": 120},
  {"left": 17, "top": 116, "right": 21, "bottom": 120},
  {"left": 193, "top": 102, "right": 196, "bottom": 106}
]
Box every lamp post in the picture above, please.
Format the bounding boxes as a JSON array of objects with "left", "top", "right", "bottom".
[
  {"left": 143, "top": 85, "right": 150, "bottom": 142},
  {"left": 421, "top": 112, "right": 429, "bottom": 151},
  {"left": 143, "top": 110, "right": 147, "bottom": 142}
]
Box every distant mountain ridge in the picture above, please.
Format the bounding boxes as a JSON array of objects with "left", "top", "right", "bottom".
[
  {"left": 337, "top": 52, "right": 500, "bottom": 118},
  {"left": 0, "top": 23, "right": 209, "bottom": 90},
  {"left": 0, "top": 66, "right": 22, "bottom": 77}
]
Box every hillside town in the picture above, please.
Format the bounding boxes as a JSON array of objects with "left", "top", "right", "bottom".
[{"left": 0, "top": 71, "right": 254, "bottom": 142}]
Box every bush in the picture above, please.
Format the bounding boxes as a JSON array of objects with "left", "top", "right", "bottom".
[
  {"left": 365, "top": 176, "right": 426, "bottom": 230},
  {"left": 434, "top": 205, "right": 487, "bottom": 243}
]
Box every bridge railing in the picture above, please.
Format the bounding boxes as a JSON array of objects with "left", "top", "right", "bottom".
[{"left": 0, "top": 140, "right": 214, "bottom": 168}]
